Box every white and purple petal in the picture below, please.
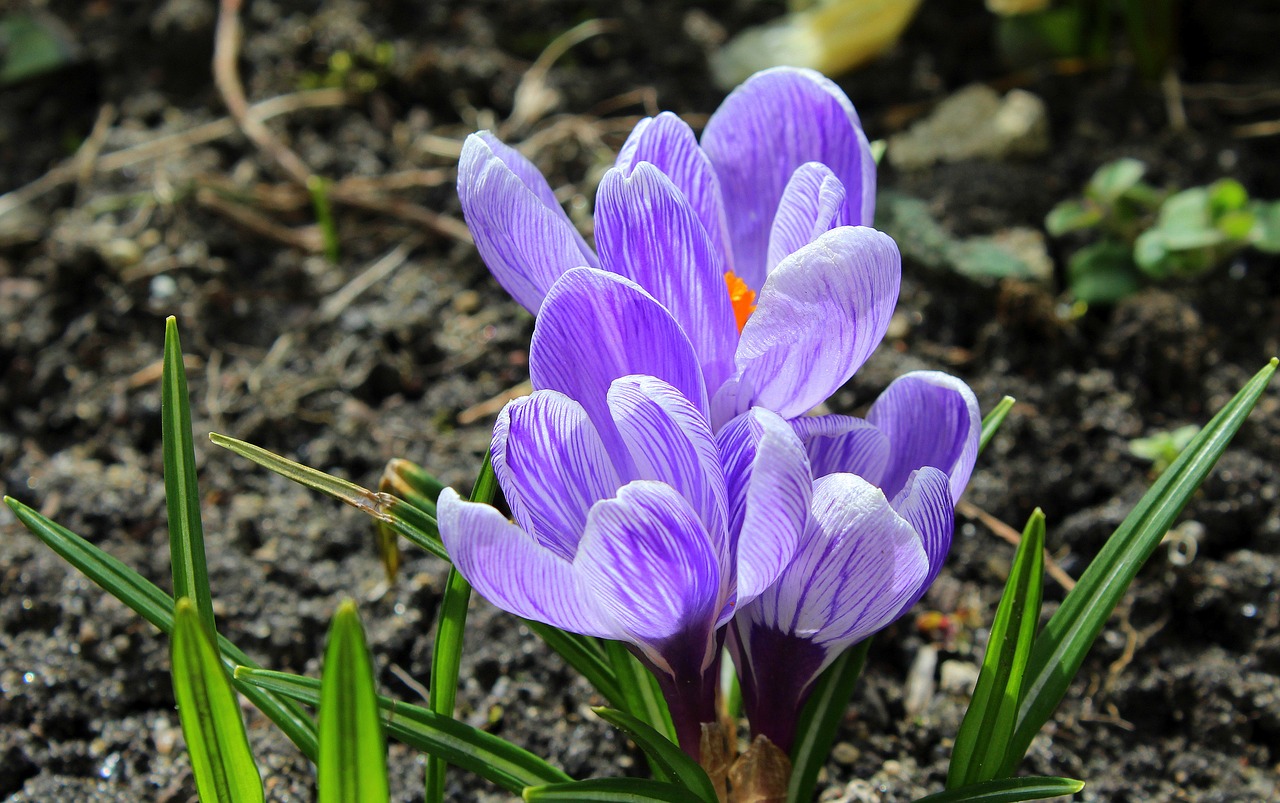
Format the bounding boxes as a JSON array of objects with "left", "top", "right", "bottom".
[
  {"left": 615, "top": 112, "right": 735, "bottom": 270},
  {"left": 458, "top": 133, "right": 600, "bottom": 313},
  {"left": 530, "top": 268, "right": 709, "bottom": 464},
  {"left": 607, "top": 375, "right": 729, "bottom": 552},
  {"left": 713, "top": 226, "right": 900, "bottom": 423},
  {"left": 438, "top": 489, "right": 613, "bottom": 639},
  {"left": 716, "top": 408, "right": 810, "bottom": 609},
  {"left": 746, "top": 473, "right": 928, "bottom": 649},
  {"left": 790, "top": 413, "right": 890, "bottom": 483},
  {"left": 868, "top": 371, "right": 981, "bottom": 502},
  {"left": 701, "top": 67, "right": 876, "bottom": 287},
  {"left": 594, "top": 163, "right": 738, "bottom": 393},
  {"left": 765, "top": 162, "right": 851, "bottom": 273},
  {"left": 491, "top": 390, "right": 622, "bottom": 560},
  {"left": 890, "top": 466, "right": 956, "bottom": 612},
  {"left": 576, "top": 481, "right": 724, "bottom": 674}
]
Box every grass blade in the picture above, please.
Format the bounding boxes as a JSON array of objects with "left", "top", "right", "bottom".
[
  {"left": 426, "top": 454, "right": 496, "bottom": 803},
  {"left": 604, "top": 639, "right": 676, "bottom": 743},
  {"left": 523, "top": 778, "right": 707, "bottom": 803},
  {"left": 4, "top": 497, "right": 319, "bottom": 760},
  {"left": 915, "top": 776, "right": 1084, "bottom": 803},
  {"left": 171, "top": 598, "right": 264, "bottom": 803},
  {"left": 592, "top": 708, "right": 717, "bottom": 801},
  {"left": 786, "top": 639, "right": 872, "bottom": 803},
  {"left": 948, "top": 510, "right": 1045, "bottom": 787},
  {"left": 162, "top": 317, "right": 217, "bottom": 638},
  {"left": 234, "top": 667, "right": 571, "bottom": 792},
  {"left": 1006, "top": 358, "right": 1277, "bottom": 771},
  {"left": 318, "top": 601, "right": 389, "bottom": 803},
  {"left": 980, "top": 396, "right": 1016, "bottom": 456}
]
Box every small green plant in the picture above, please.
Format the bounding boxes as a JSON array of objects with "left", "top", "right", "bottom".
[
  {"left": 1046, "top": 158, "right": 1280, "bottom": 303},
  {"left": 1129, "top": 424, "right": 1199, "bottom": 476},
  {"left": 298, "top": 43, "right": 395, "bottom": 93}
]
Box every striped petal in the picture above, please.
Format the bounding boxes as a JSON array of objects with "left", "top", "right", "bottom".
[
  {"left": 702, "top": 67, "right": 876, "bottom": 288},
  {"left": 531, "top": 268, "right": 709, "bottom": 467},
  {"left": 713, "top": 227, "right": 900, "bottom": 424},
  {"left": 458, "top": 132, "right": 599, "bottom": 313},
  {"left": 891, "top": 466, "right": 956, "bottom": 612},
  {"left": 766, "top": 162, "right": 851, "bottom": 273},
  {"left": 868, "top": 371, "right": 981, "bottom": 502},
  {"left": 491, "top": 390, "right": 623, "bottom": 560},
  {"left": 438, "top": 489, "right": 613, "bottom": 638},
  {"left": 615, "top": 112, "right": 734, "bottom": 271},
  {"left": 595, "top": 163, "right": 738, "bottom": 393},
  {"left": 576, "top": 481, "right": 723, "bottom": 674},
  {"left": 790, "top": 413, "right": 890, "bottom": 483},
  {"left": 716, "top": 408, "right": 810, "bottom": 608}
]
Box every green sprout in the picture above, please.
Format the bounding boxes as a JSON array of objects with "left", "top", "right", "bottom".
[
  {"left": 1046, "top": 159, "right": 1280, "bottom": 303},
  {"left": 1129, "top": 424, "right": 1201, "bottom": 476}
]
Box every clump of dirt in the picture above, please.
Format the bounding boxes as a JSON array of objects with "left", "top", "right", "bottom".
[{"left": 2, "top": 1, "right": 1279, "bottom": 801}]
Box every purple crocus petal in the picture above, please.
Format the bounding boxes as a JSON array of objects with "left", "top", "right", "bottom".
[
  {"left": 868, "top": 371, "right": 981, "bottom": 502},
  {"left": 607, "top": 375, "right": 729, "bottom": 555},
  {"left": 490, "top": 390, "right": 622, "bottom": 561},
  {"left": 731, "top": 473, "right": 929, "bottom": 750},
  {"left": 458, "top": 132, "right": 599, "bottom": 313},
  {"left": 595, "top": 164, "right": 738, "bottom": 393},
  {"left": 576, "top": 481, "right": 723, "bottom": 675},
  {"left": 615, "top": 112, "right": 735, "bottom": 271},
  {"left": 765, "top": 162, "right": 851, "bottom": 273},
  {"left": 890, "top": 467, "right": 957, "bottom": 612},
  {"left": 438, "top": 488, "right": 613, "bottom": 639},
  {"left": 716, "top": 408, "right": 810, "bottom": 609},
  {"left": 701, "top": 67, "right": 876, "bottom": 287},
  {"left": 531, "top": 268, "right": 709, "bottom": 464},
  {"left": 748, "top": 473, "right": 927, "bottom": 645},
  {"left": 713, "top": 226, "right": 900, "bottom": 423},
  {"left": 790, "top": 414, "right": 891, "bottom": 483}
]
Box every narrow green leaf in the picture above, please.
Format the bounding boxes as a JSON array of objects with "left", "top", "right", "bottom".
[
  {"left": 382, "top": 458, "right": 448, "bottom": 509},
  {"left": 383, "top": 496, "right": 447, "bottom": 561},
  {"left": 427, "top": 454, "right": 496, "bottom": 803},
  {"left": 1005, "top": 359, "right": 1278, "bottom": 772},
  {"left": 979, "top": 396, "right": 1016, "bottom": 456},
  {"left": 234, "top": 668, "right": 571, "bottom": 792},
  {"left": 318, "top": 601, "right": 389, "bottom": 803},
  {"left": 524, "top": 622, "right": 623, "bottom": 708},
  {"left": 787, "top": 639, "right": 872, "bottom": 803},
  {"left": 210, "top": 432, "right": 398, "bottom": 523},
  {"left": 948, "top": 510, "right": 1045, "bottom": 787},
  {"left": 592, "top": 708, "right": 717, "bottom": 801},
  {"left": 604, "top": 639, "right": 676, "bottom": 743},
  {"left": 163, "top": 318, "right": 217, "bottom": 638},
  {"left": 915, "top": 776, "right": 1084, "bottom": 803},
  {"left": 523, "top": 778, "right": 706, "bottom": 803},
  {"left": 171, "top": 599, "right": 264, "bottom": 803},
  {"left": 4, "top": 497, "right": 319, "bottom": 760}
]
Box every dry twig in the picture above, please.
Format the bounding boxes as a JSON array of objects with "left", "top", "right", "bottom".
[{"left": 956, "top": 499, "right": 1077, "bottom": 592}]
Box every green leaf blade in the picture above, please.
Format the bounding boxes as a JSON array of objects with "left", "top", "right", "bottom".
[
  {"left": 592, "top": 708, "right": 717, "bottom": 801},
  {"left": 1005, "top": 359, "right": 1277, "bottom": 772},
  {"left": 787, "top": 639, "right": 872, "bottom": 803},
  {"left": 948, "top": 510, "right": 1045, "bottom": 787},
  {"left": 523, "top": 778, "right": 707, "bottom": 803},
  {"left": 915, "top": 776, "right": 1084, "bottom": 803},
  {"left": 171, "top": 599, "right": 264, "bottom": 803},
  {"left": 5, "top": 497, "right": 320, "bottom": 760},
  {"left": 427, "top": 454, "right": 497, "bottom": 803},
  {"left": 979, "top": 396, "right": 1016, "bottom": 456},
  {"left": 318, "top": 601, "right": 389, "bottom": 803},
  {"left": 235, "top": 667, "right": 571, "bottom": 793},
  {"left": 604, "top": 639, "right": 676, "bottom": 745},
  {"left": 163, "top": 317, "right": 217, "bottom": 638}
]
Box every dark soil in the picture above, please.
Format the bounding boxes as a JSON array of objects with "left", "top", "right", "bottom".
[{"left": 2, "top": 1, "right": 1279, "bottom": 801}]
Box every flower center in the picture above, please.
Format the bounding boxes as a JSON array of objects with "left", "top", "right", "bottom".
[{"left": 724, "top": 271, "right": 757, "bottom": 334}]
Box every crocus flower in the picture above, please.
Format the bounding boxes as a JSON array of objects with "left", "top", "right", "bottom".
[
  {"left": 439, "top": 268, "right": 814, "bottom": 757},
  {"left": 727, "top": 371, "right": 982, "bottom": 752},
  {"left": 457, "top": 66, "right": 896, "bottom": 428}
]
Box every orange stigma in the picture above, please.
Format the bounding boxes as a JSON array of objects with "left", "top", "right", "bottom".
[{"left": 724, "top": 271, "right": 757, "bottom": 333}]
